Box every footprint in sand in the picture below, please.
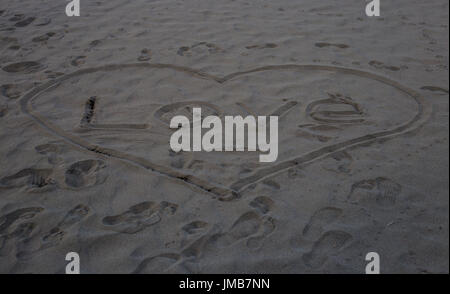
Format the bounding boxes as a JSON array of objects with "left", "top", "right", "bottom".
[
  {"left": 0, "top": 207, "right": 44, "bottom": 235},
  {"left": 34, "top": 18, "right": 51, "bottom": 26},
  {"left": 181, "top": 221, "right": 209, "bottom": 235},
  {"left": 0, "top": 222, "right": 37, "bottom": 256},
  {"left": 14, "top": 16, "right": 35, "bottom": 27},
  {"left": 8, "top": 14, "right": 24, "bottom": 22},
  {"left": 177, "top": 42, "right": 222, "bottom": 56},
  {"left": 246, "top": 43, "right": 278, "bottom": 50},
  {"left": 212, "top": 197, "right": 276, "bottom": 249},
  {"left": 132, "top": 253, "right": 181, "bottom": 274},
  {"left": 31, "top": 32, "right": 55, "bottom": 43},
  {"left": 420, "top": 86, "right": 449, "bottom": 94},
  {"left": 302, "top": 207, "right": 343, "bottom": 240},
  {"left": 0, "top": 36, "right": 18, "bottom": 49},
  {"left": 0, "top": 168, "right": 55, "bottom": 192},
  {"left": 315, "top": 42, "right": 349, "bottom": 49},
  {"left": 249, "top": 196, "right": 274, "bottom": 214},
  {"left": 0, "top": 84, "right": 27, "bottom": 99},
  {"left": 35, "top": 143, "right": 63, "bottom": 165},
  {"left": 64, "top": 159, "right": 107, "bottom": 189},
  {"left": 13, "top": 204, "right": 89, "bottom": 259},
  {"left": 262, "top": 179, "right": 280, "bottom": 190},
  {"left": 321, "top": 151, "right": 353, "bottom": 174},
  {"left": 348, "top": 177, "right": 402, "bottom": 207},
  {"left": 136, "top": 197, "right": 276, "bottom": 269},
  {"left": 0, "top": 207, "right": 44, "bottom": 256},
  {"left": 246, "top": 216, "right": 276, "bottom": 249},
  {"left": 302, "top": 230, "right": 352, "bottom": 269},
  {"left": 102, "top": 201, "right": 178, "bottom": 234},
  {"left": 41, "top": 204, "right": 90, "bottom": 248},
  {"left": 2, "top": 61, "right": 44, "bottom": 73},
  {"left": 287, "top": 166, "right": 306, "bottom": 179},
  {"left": 369, "top": 60, "right": 402, "bottom": 72},
  {"left": 173, "top": 220, "right": 213, "bottom": 256}
]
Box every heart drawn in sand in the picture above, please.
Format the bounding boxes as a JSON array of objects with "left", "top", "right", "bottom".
[{"left": 19, "top": 64, "right": 430, "bottom": 200}]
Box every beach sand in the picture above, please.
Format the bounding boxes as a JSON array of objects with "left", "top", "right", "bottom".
[{"left": 0, "top": 0, "right": 448, "bottom": 273}]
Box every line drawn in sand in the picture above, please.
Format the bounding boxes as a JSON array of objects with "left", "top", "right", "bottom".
[
  {"left": 19, "top": 63, "right": 431, "bottom": 200},
  {"left": 80, "top": 96, "right": 149, "bottom": 130}
]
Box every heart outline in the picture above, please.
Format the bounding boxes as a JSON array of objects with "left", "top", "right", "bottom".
[{"left": 19, "top": 63, "right": 431, "bottom": 200}]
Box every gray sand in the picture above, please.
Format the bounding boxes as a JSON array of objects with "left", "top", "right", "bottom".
[{"left": 0, "top": 0, "right": 448, "bottom": 273}]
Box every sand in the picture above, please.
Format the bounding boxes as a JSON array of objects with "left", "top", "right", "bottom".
[{"left": 0, "top": 0, "right": 448, "bottom": 274}]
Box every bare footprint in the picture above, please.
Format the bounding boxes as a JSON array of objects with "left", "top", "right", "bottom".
[
  {"left": 132, "top": 253, "right": 181, "bottom": 274},
  {"left": 369, "top": 60, "right": 401, "bottom": 71},
  {"left": 35, "top": 144, "right": 60, "bottom": 155},
  {"left": 0, "top": 207, "right": 44, "bottom": 256},
  {"left": 35, "top": 143, "right": 62, "bottom": 165},
  {"left": 420, "top": 86, "right": 448, "bottom": 94},
  {"left": 0, "top": 222, "right": 37, "bottom": 256},
  {"left": 321, "top": 151, "right": 353, "bottom": 174},
  {"left": 315, "top": 42, "right": 349, "bottom": 49},
  {"left": 262, "top": 179, "right": 280, "bottom": 190},
  {"left": 249, "top": 196, "right": 274, "bottom": 214},
  {"left": 2, "top": 61, "right": 44, "bottom": 73},
  {"left": 31, "top": 32, "right": 55, "bottom": 43},
  {"left": 302, "top": 230, "right": 352, "bottom": 268},
  {"left": 302, "top": 207, "right": 342, "bottom": 240},
  {"left": 0, "top": 207, "right": 44, "bottom": 235},
  {"left": 102, "top": 201, "right": 177, "bottom": 234},
  {"left": 42, "top": 204, "right": 89, "bottom": 248},
  {"left": 181, "top": 221, "right": 209, "bottom": 235},
  {"left": 348, "top": 177, "right": 401, "bottom": 207},
  {"left": 9, "top": 14, "right": 24, "bottom": 22},
  {"left": 34, "top": 18, "right": 51, "bottom": 26},
  {"left": 177, "top": 42, "right": 222, "bottom": 56},
  {"left": 64, "top": 159, "right": 106, "bottom": 188},
  {"left": 14, "top": 16, "right": 35, "bottom": 27},
  {"left": 246, "top": 216, "right": 276, "bottom": 249},
  {"left": 246, "top": 43, "right": 278, "bottom": 50},
  {"left": 214, "top": 211, "right": 262, "bottom": 248},
  {"left": 0, "top": 168, "right": 54, "bottom": 191}
]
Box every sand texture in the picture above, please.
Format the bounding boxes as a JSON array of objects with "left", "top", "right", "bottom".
[{"left": 0, "top": 0, "right": 448, "bottom": 273}]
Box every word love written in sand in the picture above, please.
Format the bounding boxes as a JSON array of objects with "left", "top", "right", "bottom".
[{"left": 169, "top": 108, "right": 278, "bottom": 162}]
